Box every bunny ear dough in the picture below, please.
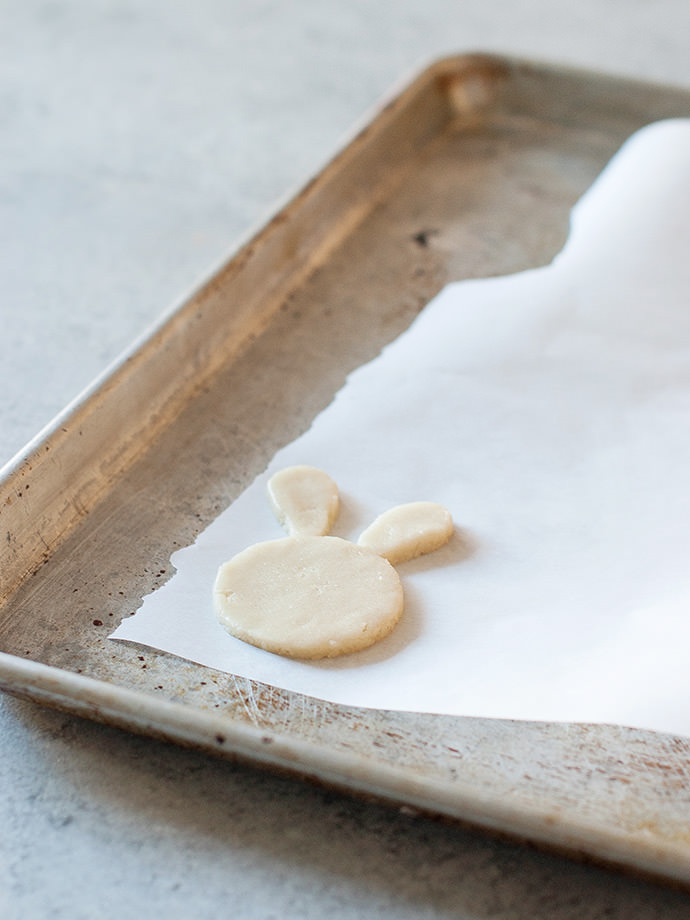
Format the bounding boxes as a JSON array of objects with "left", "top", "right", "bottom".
[
  {"left": 358, "top": 502, "right": 453, "bottom": 565},
  {"left": 267, "top": 466, "right": 340, "bottom": 536}
]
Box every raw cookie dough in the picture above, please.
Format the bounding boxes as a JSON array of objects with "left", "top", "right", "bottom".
[
  {"left": 358, "top": 502, "right": 454, "bottom": 565},
  {"left": 267, "top": 465, "right": 338, "bottom": 536},
  {"left": 214, "top": 536, "right": 403, "bottom": 659},
  {"left": 213, "top": 465, "right": 453, "bottom": 659}
]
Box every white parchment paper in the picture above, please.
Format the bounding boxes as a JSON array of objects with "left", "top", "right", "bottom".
[{"left": 112, "top": 119, "right": 690, "bottom": 736}]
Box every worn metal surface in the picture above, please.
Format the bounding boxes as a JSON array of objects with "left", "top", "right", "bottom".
[{"left": 2, "top": 55, "right": 690, "bottom": 883}]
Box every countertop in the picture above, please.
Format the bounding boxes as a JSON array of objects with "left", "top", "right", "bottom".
[{"left": 2, "top": 2, "right": 690, "bottom": 917}]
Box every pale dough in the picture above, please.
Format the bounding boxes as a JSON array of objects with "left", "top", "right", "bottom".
[
  {"left": 267, "top": 465, "right": 339, "bottom": 536},
  {"left": 213, "top": 465, "right": 452, "bottom": 659},
  {"left": 213, "top": 535, "right": 403, "bottom": 659},
  {"left": 358, "top": 502, "right": 454, "bottom": 565}
]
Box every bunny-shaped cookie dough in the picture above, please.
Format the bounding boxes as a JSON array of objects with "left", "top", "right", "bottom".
[{"left": 213, "top": 466, "right": 453, "bottom": 659}]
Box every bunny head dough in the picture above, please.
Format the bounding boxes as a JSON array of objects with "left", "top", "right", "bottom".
[{"left": 213, "top": 466, "right": 453, "bottom": 660}]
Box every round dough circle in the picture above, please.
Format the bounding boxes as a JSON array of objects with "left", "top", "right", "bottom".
[{"left": 213, "top": 535, "right": 404, "bottom": 659}]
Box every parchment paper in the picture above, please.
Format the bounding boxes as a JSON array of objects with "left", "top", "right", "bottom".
[{"left": 112, "top": 119, "right": 690, "bottom": 737}]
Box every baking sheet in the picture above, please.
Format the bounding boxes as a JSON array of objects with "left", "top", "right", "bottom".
[
  {"left": 112, "top": 117, "right": 690, "bottom": 737},
  {"left": 3, "top": 56, "right": 690, "bottom": 884}
]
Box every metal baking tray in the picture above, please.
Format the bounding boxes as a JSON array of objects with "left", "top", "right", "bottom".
[{"left": 2, "top": 54, "right": 690, "bottom": 885}]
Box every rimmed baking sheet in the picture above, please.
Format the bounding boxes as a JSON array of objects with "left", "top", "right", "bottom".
[{"left": 2, "top": 54, "right": 690, "bottom": 885}]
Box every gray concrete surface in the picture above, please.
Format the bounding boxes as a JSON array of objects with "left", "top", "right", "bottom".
[{"left": 2, "top": 2, "right": 690, "bottom": 916}]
